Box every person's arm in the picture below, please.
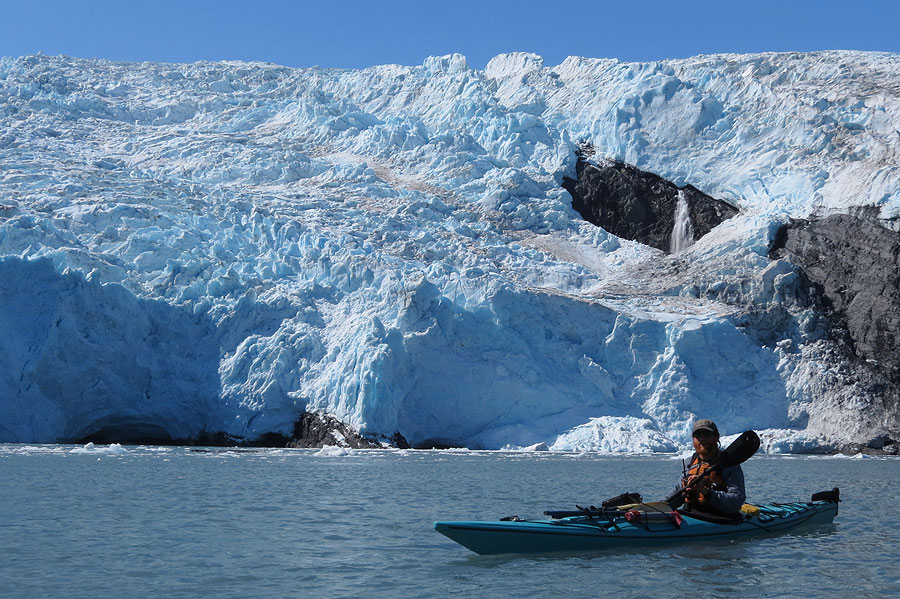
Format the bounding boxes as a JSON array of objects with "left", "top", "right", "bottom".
[{"left": 707, "top": 466, "right": 746, "bottom": 514}]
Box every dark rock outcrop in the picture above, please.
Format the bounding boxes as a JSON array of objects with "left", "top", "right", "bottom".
[
  {"left": 841, "top": 436, "right": 900, "bottom": 456},
  {"left": 770, "top": 211, "right": 900, "bottom": 383},
  {"left": 562, "top": 146, "right": 739, "bottom": 252},
  {"left": 286, "top": 411, "right": 382, "bottom": 449},
  {"left": 77, "top": 410, "right": 383, "bottom": 448}
]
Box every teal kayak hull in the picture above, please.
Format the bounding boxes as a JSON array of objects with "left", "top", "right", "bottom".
[{"left": 434, "top": 500, "right": 838, "bottom": 555}]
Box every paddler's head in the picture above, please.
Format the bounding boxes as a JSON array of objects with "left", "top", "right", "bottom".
[{"left": 691, "top": 419, "right": 720, "bottom": 460}]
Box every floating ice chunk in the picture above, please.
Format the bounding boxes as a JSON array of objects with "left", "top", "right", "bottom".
[
  {"left": 502, "top": 442, "right": 550, "bottom": 452},
  {"left": 69, "top": 443, "right": 128, "bottom": 455},
  {"left": 819, "top": 452, "right": 875, "bottom": 460},
  {"left": 314, "top": 445, "right": 357, "bottom": 457}
]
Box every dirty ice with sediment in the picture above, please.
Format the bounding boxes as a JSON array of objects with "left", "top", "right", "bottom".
[{"left": 0, "top": 50, "right": 898, "bottom": 451}]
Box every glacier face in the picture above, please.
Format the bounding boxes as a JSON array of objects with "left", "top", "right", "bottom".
[{"left": 0, "top": 51, "right": 898, "bottom": 450}]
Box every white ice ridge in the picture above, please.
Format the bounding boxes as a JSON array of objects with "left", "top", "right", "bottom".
[{"left": 0, "top": 50, "right": 898, "bottom": 450}]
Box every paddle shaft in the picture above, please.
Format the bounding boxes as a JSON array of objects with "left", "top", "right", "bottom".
[
  {"left": 544, "top": 508, "right": 628, "bottom": 520},
  {"left": 545, "top": 506, "right": 676, "bottom": 521}
]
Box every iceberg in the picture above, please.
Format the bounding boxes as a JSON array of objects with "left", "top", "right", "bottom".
[
  {"left": 69, "top": 442, "right": 129, "bottom": 455},
  {"left": 0, "top": 51, "right": 898, "bottom": 451}
]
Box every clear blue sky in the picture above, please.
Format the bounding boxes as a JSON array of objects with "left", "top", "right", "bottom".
[{"left": 2, "top": 0, "right": 899, "bottom": 69}]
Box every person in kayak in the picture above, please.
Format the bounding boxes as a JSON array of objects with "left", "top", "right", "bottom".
[{"left": 669, "top": 419, "right": 746, "bottom": 515}]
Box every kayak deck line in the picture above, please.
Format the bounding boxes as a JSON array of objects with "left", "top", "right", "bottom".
[{"left": 434, "top": 493, "right": 839, "bottom": 555}]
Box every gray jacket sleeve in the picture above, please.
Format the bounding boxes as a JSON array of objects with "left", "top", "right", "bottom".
[{"left": 707, "top": 464, "right": 746, "bottom": 514}]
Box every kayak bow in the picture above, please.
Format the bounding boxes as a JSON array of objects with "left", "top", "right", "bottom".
[{"left": 434, "top": 490, "right": 839, "bottom": 555}]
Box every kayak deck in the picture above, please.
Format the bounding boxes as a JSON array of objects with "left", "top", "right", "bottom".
[{"left": 434, "top": 498, "right": 839, "bottom": 555}]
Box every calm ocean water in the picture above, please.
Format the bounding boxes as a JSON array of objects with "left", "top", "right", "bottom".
[{"left": 1, "top": 445, "right": 897, "bottom": 599}]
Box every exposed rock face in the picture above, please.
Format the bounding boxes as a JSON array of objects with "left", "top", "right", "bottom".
[
  {"left": 770, "top": 211, "right": 900, "bottom": 383},
  {"left": 841, "top": 437, "right": 900, "bottom": 456},
  {"left": 77, "top": 410, "right": 382, "bottom": 448},
  {"left": 562, "top": 147, "right": 739, "bottom": 252},
  {"left": 286, "top": 412, "right": 382, "bottom": 448}
]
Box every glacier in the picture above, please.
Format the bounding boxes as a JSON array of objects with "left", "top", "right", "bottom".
[{"left": 1, "top": 50, "right": 898, "bottom": 451}]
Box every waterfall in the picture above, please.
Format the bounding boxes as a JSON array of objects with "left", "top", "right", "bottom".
[{"left": 670, "top": 191, "right": 694, "bottom": 253}]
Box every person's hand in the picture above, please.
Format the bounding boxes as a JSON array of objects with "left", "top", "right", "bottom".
[
  {"left": 684, "top": 475, "right": 699, "bottom": 504},
  {"left": 697, "top": 476, "right": 712, "bottom": 496},
  {"left": 685, "top": 475, "right": 713, "bottom": 505}
]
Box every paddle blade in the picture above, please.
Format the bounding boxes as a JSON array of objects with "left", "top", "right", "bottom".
[{"left": 718, "top": 430, "right": 760, "bottom": 468}]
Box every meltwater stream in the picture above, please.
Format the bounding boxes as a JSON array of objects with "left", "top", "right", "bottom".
[{"left": 1, "top": 446, "right": 897, "bottom": 599}]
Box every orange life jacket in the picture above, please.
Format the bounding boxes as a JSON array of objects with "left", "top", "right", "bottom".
[{"left": 681, "top": 453, "right": 725, "bottom": 507}]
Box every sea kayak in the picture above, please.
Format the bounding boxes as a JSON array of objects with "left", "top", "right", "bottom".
[{"left": 434, "top": 489, "right": 839, "bottom": 555}]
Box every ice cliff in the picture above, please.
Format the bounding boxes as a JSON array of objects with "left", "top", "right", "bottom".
[{"left": 1, "top": 50, "right": 898, "bottom": 451}]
